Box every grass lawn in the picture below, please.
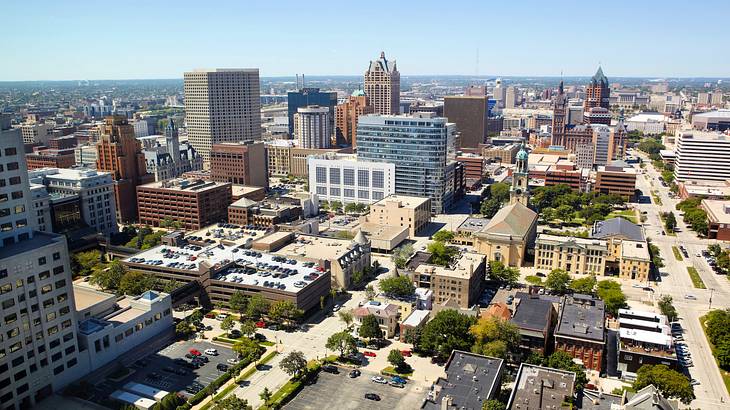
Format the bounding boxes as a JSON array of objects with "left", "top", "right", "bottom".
[
  {"left": 608, "top": 209, "right": 638, "bottom": 224},
  {"left": 381, "top": 366, "right": 414, "bottom": 377},
  {"left": 687, "top": 267, "right": 706, "bottom": 289},
  {"left": 700, "top": 315, "right": 730, "bottom": 396},
  {"left": 672, "top": 246, "right": 684, "bottom": 261},
  {"left": 651, "top": 191, "right": 663, "bottom": 206}
]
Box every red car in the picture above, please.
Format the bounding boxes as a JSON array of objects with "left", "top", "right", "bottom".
[
  {"left": 204, "top": 313, "right": 216, "bottom": 319},
  {"left": 255, "top": 321, "right": 266, "bottom": 328},
  {"left": 189, "top": 348, "right": 201, "bottom": 356},
  {"left": 400, "top": 350, "right": 412, "bottom": 357},
  {"left": 363, "top": 351, "right": 377, "bottom": 358}
]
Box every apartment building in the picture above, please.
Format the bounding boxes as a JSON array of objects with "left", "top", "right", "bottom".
[
  {"left": 364, "top": 195, "right": 430, "bottom": 238},
  {"left": 210, "top": 141, "right": 268, "bottom": 187},
  {"left": 335, "top": 92, "right": 373, "bottom": 147},
  {"left": 136, "top": 179, "right": 231, "bottom": 230},
  {"left": 411, "top": 252, "right": 486, "bottom": 309},
  {"left": 617, "top": 309, "right": 678, "bottom": 379},
  {"left": 443, "top": 96, "right": 489, "bottom": 148},
  {"left": 554, "top": 294, "right": 606, "bottom": 372},
  {"left": 308, "top": 153, "right": 395, "bottom": 205},
  {"left": 353, "top": 301, "right": 400, "bottom": 338},
  {"left": 294, "top": 106, "right": 331, "bottom": 149}
]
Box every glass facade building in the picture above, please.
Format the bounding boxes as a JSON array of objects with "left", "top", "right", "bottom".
[
  {"left": 356, "top": 114, "right": 456, "bottom": 213},
  {"left": 287, "top": 88, "right": 337, "bottom": 136}
]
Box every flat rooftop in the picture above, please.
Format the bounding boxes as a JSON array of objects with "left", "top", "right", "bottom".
[
  {"left": 509, "top": 364, "right": 576, "bottom": 410},
  {"left": 371, "top": 194, "right": 430, "bottom": 209},
  {"left": 702, "top": 199, "right": 730, "bottom": 224},
  {"left": 232, "top": 184, "right": 265, "bottom": 197},
  {"left": 276, "top": 234, "right": 357, "bottom": 261},
  {"left": 458, "top": 217, "right": 491, "bottom": 233},
  {"left": 358, "top": 222, "right": 407, "bottom": 241},
  {"left": 423, "top": 350, "right": 504, "bottom": 410},
  {"left": 414, "top": 252, "right": 485, "bottom": 280},
  {"left": 138, "top": 178, "right": 230, "bottom": 193},
  {"left": 185, "top": 224, "right": 271, "bottom": 247},
  {"left": 621, "top": 240, "right": 651, "bottom": 260},
  {"left": 555, "top": 295, "right": 606, "bottom": 343},
  {"left": 73, "top": 285, "right": 115, "bottom": 312}
]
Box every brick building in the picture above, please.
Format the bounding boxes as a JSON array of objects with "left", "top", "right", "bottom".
[
  {"left": 554, "top": 294, "right": 606, "bottom": 372},
  {"left": 136, "top": 179, "right": 231, "bottom": 230},
  {"left": 210, "top": 141, "right": 268, "bottom": 187}
]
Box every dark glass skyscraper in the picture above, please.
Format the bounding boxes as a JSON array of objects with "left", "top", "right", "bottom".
[{"left": 287, "top": 88, "right": 337, "bottom": 136}]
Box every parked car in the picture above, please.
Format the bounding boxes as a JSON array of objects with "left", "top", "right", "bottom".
[
  {"left": 371, "top": 376, "right": 387, "bottom": 384},
  {"left": 189, "top": 348, "right": 201, "bottom": 356},
  {"left": 255, "top": 321, "right": 266, "bottom": 328},
  {"left": 684, "top": 294, "right": 697, "bottom": 300},
  {"left": 332, "top": 304, "right": 341, "bottom": 312},
  {"left": 391, "top": 376, "right": 407, "bottom": 384},
  {"left": 227, "top": 358, "right": 239, "bottom": 365},
  {"left": 322, "top": 364, "right": 339, "bottom": 374},
  {"left": 216, "top": 363, "right": 229, "bottom": 372},
  {"left": 348, "top": 369, "right": 361, "bottom": 378},
  {"left": 389, "top": 381, "right": 405, "bottom": 388},
  {"left": 400, "top": 350, "right": 412, "bottom": 357},
  {"left": 363, "top": 351, "right": 377, "bottom": 358},
  {"left": 216, "top": 314, "right": 229, "bottom": 320},
  {"left": 364, "top": 393, "right": 381, "bottom": 401},
  {"left": 204, "top": 348, "right": 218, "bottom": 356}
]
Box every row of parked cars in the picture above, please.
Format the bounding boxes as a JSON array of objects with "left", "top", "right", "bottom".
[{"left": 702, "top": 249, "right": 728, "bottom": 274}]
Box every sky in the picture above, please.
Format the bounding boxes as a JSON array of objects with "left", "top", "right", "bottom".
[{"left": 3, "top": 0, "right": 730, "bottom": 81}]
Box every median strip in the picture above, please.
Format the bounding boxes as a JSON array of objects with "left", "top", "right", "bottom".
[
  {"left": 686, "top": 266, "right": 706, "bottom": 289},
  {"left": 672, "top": 246, "right": 683, "bottom": 261}
]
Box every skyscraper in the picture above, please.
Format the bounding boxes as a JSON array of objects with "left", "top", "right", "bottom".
[
  {"left": 183, "top": 69, "right": 261, "bottom": 163},
  {"left": 357, "top": 113, "right": 456, "bottom": 213},
  {"left": 584, "top": 67, "right": 611, "bottom": 112},
  {"left": 287, "top": 88, "right": 337, "bottom": 137},
  {"left": 364, "top": 52, "right": 400, "bottom": 115},
  {"left": 335, "top": 91, "right": 373, "bottom": 147},
  {"left": 443, "top": 95, "right": 489, "bottom": 148},
  {"left": 550, "top": 81, "right": 568, "bottom": 146},
  {"left": 96, "top": 116, "right": 151, "bottom": 223},
  {"left": 0, "top": 114, "right": 84, "bottom": 408},
  {"left": 294, "top": 106, "right": 331, "bottom": 149}
]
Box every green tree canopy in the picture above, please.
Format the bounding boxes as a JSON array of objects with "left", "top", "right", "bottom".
[
  {"left": 657, "top": 295, "right": 678, "bottom": 322},
  {"left": 379, "top": 275, "right": 416, "bottom": 298},
  {"left": 482, "top": 400, "right": 506, "bottom": 410},
  {"left": 220, "top": 316, "right": 236, "bottom": 334},
  {"left": 279, "top": 350, "right": 308, "bottom": 377},
  {"left": 633, "top": 364, "right": 695, "bottom": 404},
  {"left": 469, "top": 316, "right": 520, "bottom": 360},
  {"left": 427, "top": 241, "right": 458, "bottom": 267},
  {"left": 326, "top": 331, "right": 357, "bottom": 357},
  {"left": 118, "top": 270, "right": 157, "bottom": 296},
  {"left": 391, "top": 243, "right": 415, "bottom": 269},
  {"left": 570, "top": 275, "right": 597, "bottom": 294},
  {"left": 432, "top": 230, "right": 455, "bottom": 243},
  {"left": 418, "top": 310, "right": 477, "bottom": 360},
  {"left": 358, "top": 314, "right": 383, "bottom": 339},
  {"left": 89, "top": 259, "right": 125, "bottom": 291},
  {"left": 545, "top": 269, "right": 572, "bottom": 294},
  {"left": 71, "top": 250, "right": 103, "bottom": 277},
  {"left": 229, "top": 291, "right": 248, "bottom": 315},
  {"left": 239, "top": 320, "right": 257, "bottom": 338},
  {"left": 246, "top": 294, "right": 270, "bottom": 319},
  {"left": 488, "top": 261, "right": 519, "bottom": 284},
  {"left": 545, "top": 351, "right": 588, "bottom": 391},
  {"left": 232, "top": 338, "right": 263, "bottom": 362},
  {"left": 338, "top": 310, "right": 354, "bottom": 328},
  {"left": 387, "top": 349, "right": 406, "bottom": 369},
  {"left": 596, "top": 280, "right": 627, "bottom": 316},
  {"left": 212, "top": 395, "right": 251, "bottom": 410}
]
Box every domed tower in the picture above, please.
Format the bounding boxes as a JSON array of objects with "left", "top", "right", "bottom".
[{"left": 510, "top": 143, "right": 530, "bottom": 206}]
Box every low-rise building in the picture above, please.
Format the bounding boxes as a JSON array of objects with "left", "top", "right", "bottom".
[
  {"left": 554, "top": 294, "right": 606, "bottom": 372},
  {"left": 422, "top": 351, "right": 504, "bottom": 410},
  {"left": 228, "top": 197, "right": 302, "bottom": 228},
  {"left": 510, "top": 295, "right": 557, "bottom": 356},
  {"left": 594, "top": 161, "right": 637, "bottom": 200},
  {"left": 482, "top": 143, "right": 520, "bottom": 164},
  {"left": 353, "top": 301, "right": 400, "bottom": 338},
  {"left": 364, "top": 195, "right": 431, "bottom": 238},
  {"left": 702, "top": 199, "right": 730, "bottom": 241},
  {"left": 590, "top": 218, "right": 650, "bottom": 280},
  {"left": 678, "top": 180, "right": 730, "bottom": 200},
  {"left": 26, "top": 149, "right": 76, "bottom": 170},
  {"left": 617, "top": 309, "right": 678, "bottom": 379},
  {"left": 136, "top": 178, "right": 232, "bottom": 230},
  {"left": 535, "top": 234, "right": 608, "bottom": 276},
  {"left": 352, "top": 221, "right": 408, "bottom": 252},
  {"left": 411, "top": 252, "right": 486, "bottom": 309},
  {"left": 473, "top": 202, "right": 538, "bottom": 268},
  {"left": 399, "top": 310, "right": 429, "bottom": 342},
  {"left": 507, "top": 363, "right": 576, "bottom": 410}
]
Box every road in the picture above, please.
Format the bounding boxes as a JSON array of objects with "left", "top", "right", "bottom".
[{"left": 633, "top": 150, "right": 730, "bottom": 408}]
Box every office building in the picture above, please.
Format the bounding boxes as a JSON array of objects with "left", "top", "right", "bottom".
[
  {"left": 25, "top": 150, "right": 76, "bottom": 170},
  {"left": 584, "top": 67, "right": 610, "bottom": 112},
  {"left": 493, "top": 79, "right": 506, "bottom": 108},
  {"left": 228, "top": 196, "right": 302, "bottom": 228},
  {"left": 617, "top": 309, "right": 678, "bottom": 379},
  {"left": 96, "top": 116, "right": 151, "bottom": 223},
  {"left": 443, "top": 95, "right": 489, "bottom": 148},
  {"left": 0, "top": 114, "right": 85, "bottom": 409},
  {"left": 265, "top": 139, "right": 296, "bottom": 177},
  {"left": 482, "top": 143, "right": 520, "bottom": 164},
  {"left": 294, "top": 106, "right": 331, "bottom": 149},
  {"left": 183, "top": 69, "right": 261, "bottom": 163},
  {"left": 422, "top": 351, "right": 504, "bottom": 410},
  {"left": 590, "top": 218, "right": 650, "bottom": 281},
  {"left": 364, "top": 52, "right": 400, "bottom": 115},
  {"left": 28, "top": 168, "right": 118, "bottom": 235},
  {"left": 136, "top": 179, "right": 232, "bottom": 230},
  {"left": 287, "top": 88, "right": 337, "bottom": 137},
  {"left": 692, "top": 109, "right": 730, "bottom": 131},
  {"left": 535, "top": 234, "right": 608, "bottom": 276},
  {"left": 141, "top": 120, "right": 203, "bottom": 182},
  {"left": 594, "top": 162, "right": 637, "bottom": 199},
  {"left": 702, "top": 199, "right": 730, "bottom": 241},
  {"left": 210, "top": 140, "right": 268, "bottom": 187},
  {"left": 357, "top": 114, "right": 456, "bottom": 213},
  {"left": 609, "top": 90, "right": 650, "bottom": 109},
  {"left": 335, "top": 92, "right": 373, "bottom": 147},
  {"left": 19, "top": 122, "right": 53, "bottom": 145},
  {"left": 505, "top": 86, "right": 519, "bottom": 108},
  {"left": 674, "top": 131, "right": 730, "bottom": 182},
  {"left": 364, "top": 195, "right": 431, "bottom": 238},
  {"left": 554, "top": 294, "right": 606, "bottom": 371},
  {"left": 455, "top": 153, "right": 485, "bottom": 183},
  {"left": 74, "top": 144, "right": 97, "bottom": 169},
  {"left": 412, "top": 252, "right": 486, "bottom": 309},
  {"left": 308, "top": 153, "right": 395, "bottom": 205},
  {"left": 507, "top": 364, "right": 576, "bottom": 410}
]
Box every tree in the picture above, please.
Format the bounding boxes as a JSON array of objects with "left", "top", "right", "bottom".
[
  {"left": 189, "top": 309, "right": 204, "bottom": 323},
  {"left": 246, "top": 295, "right": 270, "bottom": 320},
  {"left": 176, "top": 321, "right": 195, "bottom": 338},
  {"left": 118, "top": 270, "right": 157, "bottom": 296},
  {"left": 545, "top": 351, "right": 588, "bottom": 391},
  {"left": 330, "top": 201, "right": 343, "bottom": 213},
  {"left": 525, "top": 275, "right": 543, "bottom": 286},
  {"left": 488, "top": 261, "right": 519, "bottom": 284},
  {"left": 717, "top": 340, "right": 730, "bottom": 368},
  {"left": 89, "top": 260, "right": 125, "bottom": 291},
  {"left": 391, "top": 243, "right": 414, "bottom": 269},
  {"left": 427, "top": 241, "right": 458, "bottom": 267},
  {"left": 705, "top": 309, "right": 730, "bottom": 347},
  {"left": 489, "top": 182, "right": 511, "bottom": 203},
  {"left": 326, "top": 331, "right": 357, "bottom": 357},
  {"left": 157, "top": 393, "right": 186, "bottom": 410},
  {"left": 71, "top": 250, "right": 103, "bottom": 277},
  {"left": 365, "top": 284, "right": 376, "bottom": 301},
  {"left": 358, "top": 314, "right": 383, "bottom": 339},
  {"left": 259, "top": 388, "right": 272, "bottom": 406},
  {"left": 432, "top": 230, "right": 455, "bottom": 243},
  {"left": 351, "top": 270, "right": 364, "bottom": 286},
  {"left": 338, "top": 310, "right": 354, "bottom": 328},
  {"left": 633, "top": 364, "right": 695, "bottom": 404},
  {"left": 269, "top": 300, "right": 300, "bottom": 324},
  {"left": 379, "top": 276, "right": 416, "bottom": 298},
  {"left": 233, "top": 338, "right": 263, "bottom": 362},
  {"left": 556, "top": 205, "right": 574, "bottom": 223},
  {"left": 708, "top": 244, "right": 723, "bottom": 257},
  {"left": 470, "top": 316, "right": 521, "bottom": 360},
  {"left": 480, "top": 197, "right": 503, "bottom": 218},
  {"left": 596, "top": 280, "right": 627, "bottom": 316},
  {"left": 162, "top": 279, "right": 180, "bottom": 293},
  {"left": 482, "top": 400, "right": 506, "bottom": 410},
  {"left": 664, "top": 212, "right": 677, "bottom": 232},
  {"left": 229, "top": 291, "right": 248, "bottom": 315},
  {"left": 212, "top": 396, "right": 251, "bottom": 410},
  {"left": 545, "top": 269, "right": 572, "bottom": 294},
  {"left": 239, "top": 320, "right": 257, "bottom": 338},
  {"left": 220, "top": 316, "right": 236, "bottom": 335},
  {"left": 418, "top": 310, "right": 477, "bottom": 360},
  {"left": 387, "top": 349, "right": 406, "bottom": 370},
  {"left": 570, "top": 275, "right": 597, "bottom": 295},
  {"left": 279, "top": 350, "right": 307, "bottom": 378},
  {"left": 657, "top": 295, "right": 678, "bottom": 322}
]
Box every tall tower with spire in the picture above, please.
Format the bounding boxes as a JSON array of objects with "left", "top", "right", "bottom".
[
  {"left": 584, "top": 66, "right": 610, "bottom": 111},
  {"left": 165, "top": 117, "right": 180, "bottom": 164},
  {"left": 364, "top": 51, "right": 400, "bottom": 115},
  {"left": 551, "top": 80, "right": 568, "bottom": 146},
  {"left": 510, "top": 143, "right": 530, "bottom": 206}
]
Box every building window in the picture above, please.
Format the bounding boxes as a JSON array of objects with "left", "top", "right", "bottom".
[
  {"left": 358, "top": 190, "right": 369, "bottom": 200},
  {"left": 316, "top": 186, "right": 327, "bottom": 195},
  {"left": 358, "top": 170, "right": 369, "bottom": 187},
  {"left": 315, "top": 167, "right": 326, "bottom": 183},
  {"left": 343, "top": 169, "right": 355, "bottom": 186},
  {"left": 372, "top": 170, "right": 384, "bottom": 188},
  {"left": 330, "top": 188, "right": 340, "bottom": 196},
  {"left": 344, "top": 189, "right": 355, "bottom": 198}
]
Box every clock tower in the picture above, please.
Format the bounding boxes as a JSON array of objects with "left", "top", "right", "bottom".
[{"left": 510, "top": 143, "right": 530, "bottom": 206}]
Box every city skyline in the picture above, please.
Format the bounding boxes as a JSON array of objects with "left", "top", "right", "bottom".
[{"left": 3, "top": 0, "right": 730, "bottom": 81}]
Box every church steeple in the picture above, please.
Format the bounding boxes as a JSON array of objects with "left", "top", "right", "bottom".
[{"left": 510, "top": 143, "right": 530, "bottom": 206}]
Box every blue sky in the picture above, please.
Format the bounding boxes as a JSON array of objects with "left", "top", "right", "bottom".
[{"left": 2, "top": 0, "right": 729, "bottom": 80}]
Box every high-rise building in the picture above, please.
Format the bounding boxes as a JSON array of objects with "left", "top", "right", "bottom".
[
  {"left": 294, "top": 106, "right": 331, "bottom": 149},
  {"left": 183, "top": 69, "right": 261, "bottom": 163},
  {"left": 364, "top": 52, "right": 400, "bottom": 115},
  {"left": 674, "top": 131, "right": 730, "bottom": 182},
  {"left": 550, "top": 81, "right": 568, "bottom": 147},
  {"left": 19, "top": 122, "right": 53, "bottom": 145},
  {"left": 357, "top": 114, "right": 456, "bottom": 213},
  {"left": 505, "top": 86, "right": 519, "bottom": 108},
  {"left": 492, "top": 79, "right": 506, "bottom": 108},
  {"left": 0, "top": 114, "right": 84, "bottom": 408},
  {"left": 443, "top": 96, "right": 489, "bottom": 148},
  {"left": 96, "top": 116, "right": 151, "bottom": 223},
  {"left": 335, "top": 91, "right": 374, "bottom": 147},
  {"left": 308, "top": 153, "right": 395, "bottom": 205},
  {"left": 210, "top": 140, "right": 268, "bottom": 187},
  {"left": 584, "top": 67, "right": 610, "bottom": 112},
  {"left": 287, "top": 88, "right": 337, "bottom": 137}
]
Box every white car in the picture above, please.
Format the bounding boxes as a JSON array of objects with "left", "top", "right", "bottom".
[
  {"left": 227, "top": 358, "right": 239, "bottom": 364},
  {"left": 371, "top": 376, "right": 387, "bottom": 384},
  {"left": 684, "top": 294, "right": 697, "bottom": 300},
  {"left": 332, "top": 304, "right": 341, "bottom": 312},
  {"left": 204, "top": 348, "right": 218, "bottom": 356}
]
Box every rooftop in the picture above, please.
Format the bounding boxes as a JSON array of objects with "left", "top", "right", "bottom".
[
  {"left": 414, "top": 252, "right": 485, "bottom": 280},
  {"left": 423, "top": 350, "right": 504, "bottom": 410},
  {"left": 680, "top": 180, "right": 730, "bottom": 197},
  {"left": 457, "top": 217, "right": 491, "bottom": 233},
  {"left": 401, "top": 309, "right": 430, "bottom": 327},
  {"left": 692, "top": 109, "right": 730, "bottom": 120},
  {"left": 138, "top": 178, "right": 230, "bottom": 193},
  {"left": 511, "top": 296, "right": 554, "bottom": 332},
  {"left": 477, "top": 202, "right": 537, "bottom": 238},
  {"left": 357, "top": 222, "right": 407, "bottom": 242},
  {"left": 621, "top": 240, "right": 650, "bottom": 261},
  {"left": 577, "top": 389, "right": 624, "bottom": 410},
  {"left": 555, "top": 294, "right": 605, "bottom": 343},
  {"left": 591, "top": 217, "right": 645, "bottom": 242},
  {"left": 73, "top": 285, "right": 116, "bottom": 312},
  {"left": 508, "top": 363, "right": 576, "bottom": 410},
  {"left": 702, "top": 199, "right": 730, "bottom": 224},
  {"left": 370, "top": 194, "right": 430, "bottom": 210},
  {"left": 353, "top": 300, "right": 399, "bottom": 319},
  {"left": 276, "top": 234, "right": 362, "bottom": 262}
]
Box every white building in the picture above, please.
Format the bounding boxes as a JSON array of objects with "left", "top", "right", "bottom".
[
  {"left": 626, "top": 113, "right": 670, "bottom": 135},
  {"left": 308, "top": 153, "right": 395, "bottom": 204},
  {"left": 674, "top": 131, "right": 730, "bottom": 182},
  {"left": 28, "top": 168, "right": 118, "bottom": 235},
  {"left": 19, "top": 122, "right": 53, "bottom": 145},
  {"left": 0, "top": 114, "right": 86, "bottom": 409},
  {"left": 29, "top": 184, "right": 53, "bottom": 232},
  {"left": 74, "top": 144, "right": 98, "bottom": 169},
  {"left": 294, "top": 106, "right": 331, "bottom": 149}
]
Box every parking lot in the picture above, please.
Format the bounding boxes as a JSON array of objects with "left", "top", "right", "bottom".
[
  {"left": 285, "top": 368, "right": 426, "bottom": 410},
  {"left": 97, "top": 340, "right": 238, "bottom": 400}
]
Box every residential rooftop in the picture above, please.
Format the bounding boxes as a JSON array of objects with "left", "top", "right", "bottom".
[
  {"left": 423, "top": 350, "right": 504, "bottom": 410},
  {"left": 508, "top": 363, "right": 576, "bottom": 410},
  {"left": 414, "top": 252, "right": 485, "bottom": 280},
  {"left": 511, "top": 296, "right": 554, "bottom": 331},
  {"left": 555, "top": 294, "right": 605, "bottom": 343}
]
